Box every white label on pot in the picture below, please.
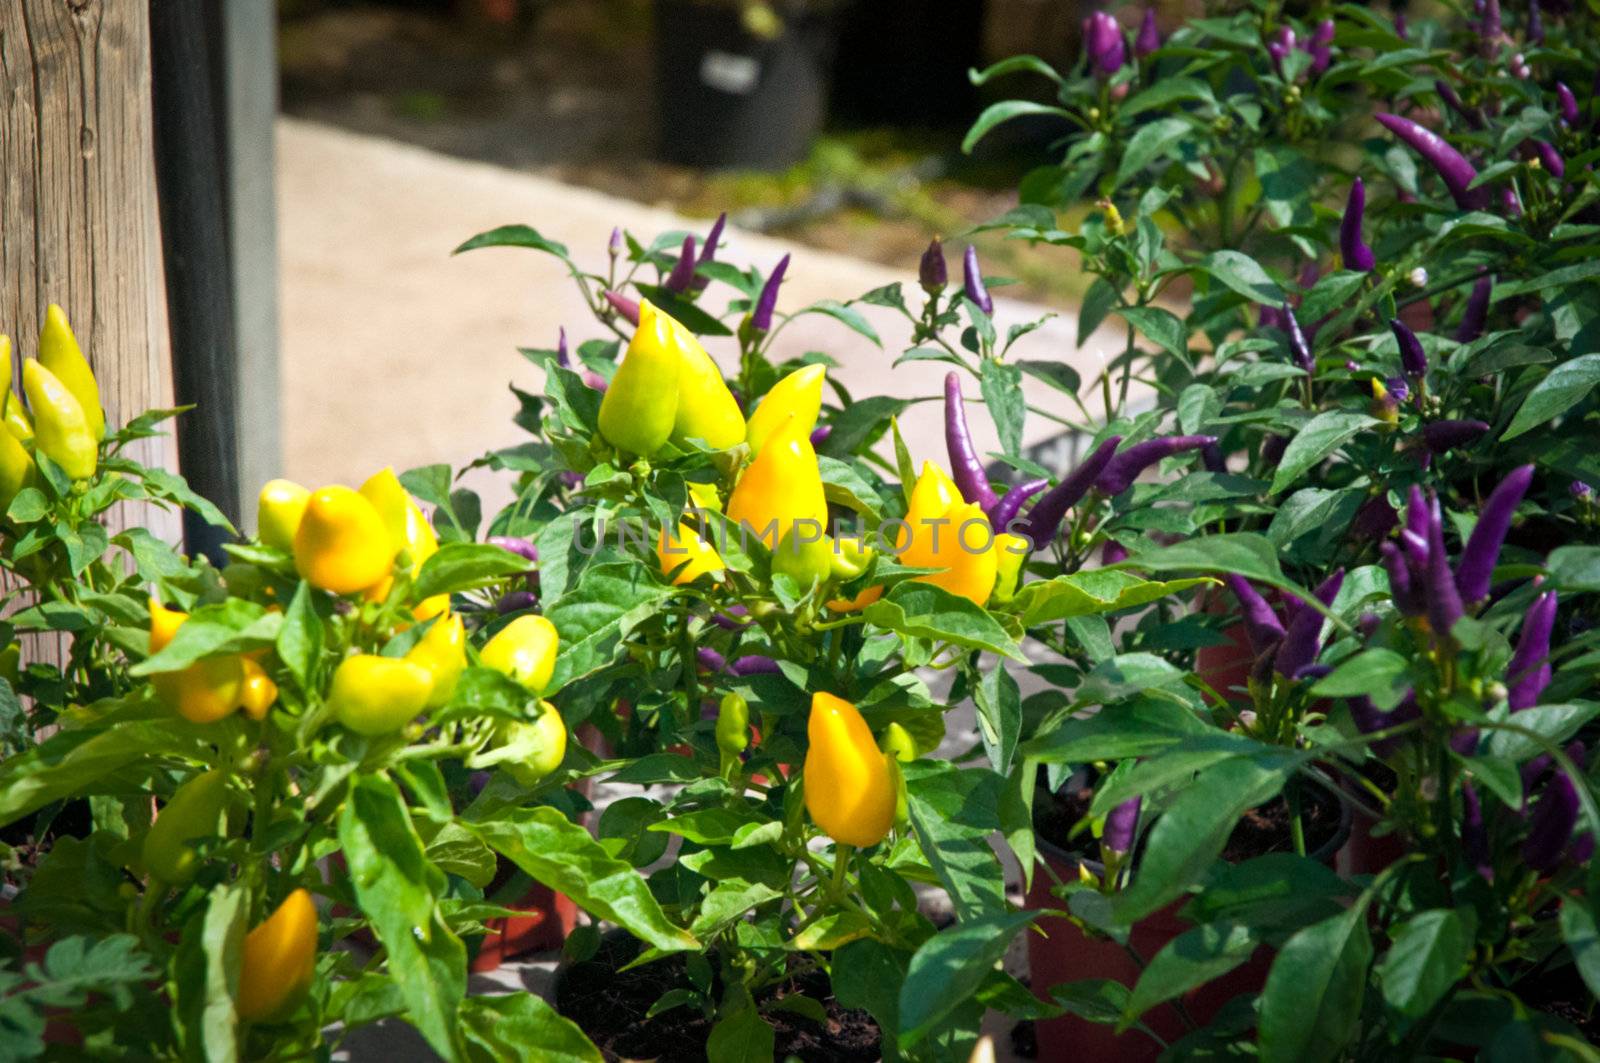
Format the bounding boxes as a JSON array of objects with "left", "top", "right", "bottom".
[{"left": 700, "top": 51, "right": 760, "bottom": 95}]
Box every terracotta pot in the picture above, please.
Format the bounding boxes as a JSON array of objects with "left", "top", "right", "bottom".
[
  {"left": 1195, "top": 620, "right": 1254, "bottom": 705},
  {"left": 471, "top": 881, "right": 579, "bottom": 972}
]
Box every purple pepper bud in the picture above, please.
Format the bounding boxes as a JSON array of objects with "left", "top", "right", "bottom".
[
  {"left": 1524, "top": 770, "right": 1580, "bottom": 872},
  {"left": 1376, "top": 112, "right": 1492, "bottom": 211},
  {"left": 1535, "top": 140, "right": 1565, "bottom": 178},
  {"left": 1382, "top": 541, "right": 1425, "bottom": 617},
  {"left": 730, "top": 655, "right": 782, "bottom": 677},
  {"left": 664, "top": 234, "right": 698, "bottom": 293},
  {"left": 809, "top": 425, "right": 832, "bottom": 448},
  {"left": 1284, "top": 305, "right": 1314, "bottom": 373},
  {"left": 1096, "top": 435, "right": 1217, "bottom": 496},
  {"left": 696, "top": 647, "right": 728, "bottom": 673},
  {"left": 1312, "top": 18, "right": 1335, "bottom": 46},
  {"left": 582, "top": 371, "right": 608, "bottom": 392},
  {"left": 1101, "top": 540, "right": 1130, "bottom": 565},
  {"left": 920, "top": 237, "right": 948, "bottom": 294},
  {"left": 1557, "top": 83, "right": 1580, "bottom": 126},
  {"left": 1262, "top": 434, "right": 1288, "bottom": 466},
  {"left": 1201, "top": 441, "right": 1225, "bottom": 474},
  {"left": 1274, "top": 569, "right": 1344, "bottom": 678},
  {"left": 488, "top": 535, "right": 540, "bottom": 564},
  {"left": 989, "top": 478, "right": 1048, "bottom": 531},
  {"left": 1224, "top": 573, "right": 1286, "bottom": 654},
  {"left": 1310, "top": 19, "right": 1334, "bottom": 74},
  {"left": 1456, "top": 464, "right": 1534, "bottom": 605},
  {"left": 1434, "top": 80, "right": 1480, "bottom": 129},
  {"left": 1104, "top": 796, "right": 1141, "bottom": 853},
  {"left": 751, "top": 253, "right": 789, "bottom": 333},
  {"left": 1426, "top": 493, "right": 1466, "bottom": 636},
  {"left": 711, "top": 606, "right": 751, "bottom": 631},
  {"left": 1462, "top": 782, "right": 1493, "bottom": 880},
  {"left": 1529, "top": 0, "right": 1546, "bottom": 45},
  {"left": 1385, "top": 376, "right": 1410, "bottom": 405},
  {"left": 608, "top": 226, "right": 623, "bottom": 258},
  {"left": 1134, "top": 8, "right": 1160, "bottom": 58},
  {"left": 495, "top": 590, "right": 539, "bottom": 615},
  {"left": 1451, "top": 727, "right": 1481, "bottom": 756},
  {"left": 1340, "top": 178, "right": 1375, "bottom": 273},
  {"left": 1259, "top": 304, "right": 1284, "bottom": 330},
  {"left": 1267, "top": 40, "right": 1290, "bottom": 70},
  {"left": 1423, "top": 419, "right": 1491, "bottom": 455},
  {"left": 1455, "top": 275, "right": 1493, "bottom": 343},
  {"left": 691, "top": 213, "right": 727, "bottom": 292},
  {"left": 1390, "top": 319, "right": 1428, "bottom": 378},
  {"left": 1018, "top": 435, "right": 1122, "bottom": 547},
  {"left": 944, "top": 372, "right": 1000, "bottom": 513},
  {"left": 1508, "top": 590, "right": 1558, "bottom": 710},
  {"left": 1350, "top": 692, "right": 1421, "bottom": 758},
  {"left": 604, "top": 290, "right": 641, "bottom": 326},
  {"left": 1573, "top": 481, "right": 1594, "bottom": 500},
  {"left": 1352, "top": 495, "right": 1398, "bottom": 540},
  {"left": 1500, "top": 186, "right": 1523, "bottom": 217},
  {"left": 1082, "top": 11, "right": 1127, "bottom": 78},
  {"left": 1394, "top": 12, "right": 1408, "bottom": 39},
  {"left": 962, "top": 245, "right": 994, "bottom": 316},
  {"left": 1406, "top": 484, "right": 1430, "bottom": 543},
  {"left": 555, "top": 326, "right": 571, "bottom": 368}
]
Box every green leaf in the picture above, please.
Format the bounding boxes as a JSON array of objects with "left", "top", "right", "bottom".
[
  {"left": 542, "top": 561, "right": 676, "bottom": 691},
  {"left": 1121, "top": 922, "right": 1258, "bottom": 1029},
  {"left": 174, "top": 883, "right": 246, "bottom": 1062},
  {"left": 1560, "top": 897, "right": 1600, "bottom": 1001},
  {"left": 453, "top": 224, "right": 572, "bottom": 261},
  {"left": 1019, "top": 360, "right": 1082, "bottom": 397},
  {"left": 632, "top": 285, "right": 733, "bottom": 337},
  {"left": 338, "top": 774, "right": 467, "bottom": 1061},
  {"left": 1502, "top": 353, "right": 1600, "bottom": 440},
  {"left": 1182, "top": 853, "right": 1353, "bottom": 931},
  {"left": 1312, "top": 649, "right": 1412, "bottom": 708},
  {"left": 1116, "top": 306, "right": 1190, "bottom": 366},
  {"left": 897, "top": 910, "right": 1035, "bottom": 1049},
  {"left": 831, "top": 940, "right": 907, "bottom": 1047},
  {"left": 1201, "top": 250, "right": 1284, "bottom": 305},
  {"left": 707, "top": 1006, "right": 776, "bottom": 1063},
  {"left": 1548, "top": 546, "right": 1600, "bottom": 592},
  {"left": 967, "top": 54, "right": 1064, "bottom": 88},
  {"left": 801, "top": 300, "right": 881, "bottom": 347},
  {"left": 415, "top": 542, "right": 537, "bottom": 600},
  {"left": 1376, "top": 909, "right": 1470, "bottom": 1019},
  {"left": 460, "top": 993, "right": 602, "bottom": 1062},
  {"left": 903, "top": 762, "right": 1011, "bottom": 920},
  {"left": 862, "top": 582, "right": 1025, "bottom": 661},
  {"left": 1269, "top": 411, "right": 1377, "bottom": 494},
  {"left": 1012, "top": 570, "right": 1214, "bottom": 625},
  {"left": 1484, "top": 703, "right": 1599, "bottom": 761},
  {"left": 962, "top": 100, "right": 1075, "bottom": 154},
  {"left": 1024, "top": 697, "right": 1210, "bottom": 764},
  {"left": 975, "top": 664, "right": 1021, "bottom": 774},
  {"left": 0, "top": 713, "right": 203, "bottom": 825},
  {"left": 979, "top": 360, "right": 1025, "bottom": 459},
  {"left": 1258, "top": 904, "right": 1373, "bottom": 1063},
  {"left": 275, "top": 582, "right": 324, "bottom": 692},
  {"left": 1077, "top": 277, "right": 1120, "bottom": 344},
  {"left": 468, "top": 806, "right": 696, "bottom": 952},
  {"left": 131, "top": 600, "right": 280, "bottom": 675},
  {"left": 1115, "top": 117, "right": 1193, "bottom": 187},
  {"left": 1126, "top": 533, "right": 1307, "bottom": 601}
]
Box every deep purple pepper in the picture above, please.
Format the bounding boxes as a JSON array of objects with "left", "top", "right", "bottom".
[
  {"left": 1456, "top": 464, "right": 1534, "bottom": 605},
  {"left": 1394, "top": 12, "right": 1408, "bottom": 39},
  {"left": 1267, "top": 39, "right": 1290, "bottom": 71},
  {"left": 1389, "top": 318, "right": 1428, "bottom": 378},
  {"left": 1201, "top": 441, "right": 1225, "bottom": 474},
  {"left": 989, "top": 478, "right": 1048, "bottom": 531},
  {"left": 1523, "top": 752, "right": 1555, "bottom": 802},
  {"left": 495, "top": 590, "right": 539, "bottom": 615},
  {"left": 711, "top": 606, "right": 750, "bottom": 631},
  {"left": 1499, "top": 186, "right": 1523, "bottom": 217},
  {"left": 1480, "top": 0, "right": 1504, "bottom": 42},
  {"left": 1574, "top": 481, "right": 1595, "bottom": 500},
  {"left": 1535, "top": 140, "right": 1565, "bottom": 178},
  {"left": 1273, "top": 568, "right": 1344, "bottom": 678},
  {"left": 1451, "top": 727, "right": 1481, "bottom": 756},
  {"left": 1423, "top": 419, "right": 1491, "bottom": 455},
  {"left": 730, "top": 655, "right": 782, "bottom": 676},
  {"left": 1568, "top": 831, "right": 1595, "bottom": 865},
  {"left": 1082, "top": 11, "right": 1127, "bottom": 78},
  {"left": 1376, "top": 112, "right": 1492, "bottom": 211},
  {"left": 1340, "top": 178, "right": 1375, "bottom": 273},
  {"left": 664, "top": 235, "right": 698, "bottom": 293},
  {"left": 1262, "top": 434, "right": 1288, "bottom": 466},
  {"left": 1104, "top": 796, "right": 1141, "bottom": 852},
  {"left": 1385, "top": 376, "right": 1410, "bottom": 405},
  {"left": 604, "top": 290, "right": 641, "bottom": 326},
  {"left": 751, "top": 253, "right": 789, "bottom": 333},
  {"left": 1426, "top": 493, "right": 1466, "bottom": 636},
  {"left": 1523, "top": 771, "right": 1580, "bottom": 872},
  {"left": 944, "top": 372, "right": 999, "bottom": 513},
  {"left": 919, "top": 237, "right": 948, "bottom": 295},
  {"left": 1309, "top": 19, "right": 1334, "bottom": 74},
  {"left": 962, "top": 245, "right": 994, "bottom": 315},
  {"left": 489, "top": 535, "right": 540, "bottom": 563},
  {"left": 555, "top": 326, "right": 571, "bottom": 368},
  {"left": 1225, "top": 573, "right": 1286, "bottom": 654},
  {"left": 1096, "top": 435, "right": 1217, "bottom": 496},
  {"left": 1462, "top": 782, "right": 1493, "bottom": 880},
  {"left": 1259, "top": 304, "right": 1284, "bottom": 331},
  {"left": 1134, "top": 8, "right": 1160, "bottom": 58},
  {"left": 1352, "top": 496, "right": 1398, "bottom": 540},
  {"left": 1283, "top": 305, "right": 1314, "bottom": 373},
  {"left": 692, "top": 212, "right": 727, "bottom": 291},
  {"left": 1455, "top": 275, "right": 1493, "bottom": 343},
  {"left": 1101, "top": 540, "right": 1130, "bottom": 565},
  {"left": 696, "top": 647, "right": 728, "bottom": 673},
  {"left": 1508, "top": 590, "right": 1558, "bottom": 710},
  {"left": 1350, "top": 692, "right": 1421, "bottom": 758},
  {"left": 1382, "top": 541, "right": 1425, "bottom": 617},
  {"left": 1018, "top": 435, "right": 1122, "bottom": 547},
  {"left": 1434, "top": 80, "right": 1482, "bottom": 130},
  {"left": 1529, "top": 0, "right": 1546, "bottom": 45},
  {"left": 1557, "top": 83, "right": 1580, "bottom": 126},
  {"left": 809, "top": 425, "right": 832, "bottom": 448}
]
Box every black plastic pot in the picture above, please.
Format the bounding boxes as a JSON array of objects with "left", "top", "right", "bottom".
[{"left": 653, "top": 0, "right": 836, "bottom": 170}]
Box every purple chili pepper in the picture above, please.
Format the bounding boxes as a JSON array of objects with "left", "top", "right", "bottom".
[
  {"left": 1462, "top": 782, "right": 1493, "bottom": 880},
  {"left": 1352, "top": 496, "right": 1398, "bottom": 540},
  {"left": 1423, "top": 419, "right": 1491, "bottom": 455},
  {"left": 1101, "top": 540, "right": 1130, "bottom": 565},
  {"left": 1082, "top": 11, "right": 1127, "bottom": 77},
  {"left": 1394, "top": 12, "right": 1408, "bottom": 39},
  {"left": 1201, "top": 441, "right": 1225, "bottom": 474},
  {"left": 495, "top": 590, "right": 539, "bottom": 615},
  {"left": 1557, "top": 83, "right": 1580, "bottom": 126},
  {"left": 751, "top": 253, "right": 789, "bottom": 333},
  {"left": 1524, "top": 771, "right": 1580, "bottom": 872},
  {"left": 1341, "top": 178, "right": 1375, "bottom": 273},
  {"left": 1284, "top": 305, "right": 1314, "bottom": 373},
  {"left": 604, "top": 290, "right": 641, "bottom": 326},
  {"left": 1389, "top": 318, "right": 1428, "bottom": 378},
  {"left": 1104, "top": 796, "right": 1141, "bottom": 853},
  {"left": 962, "top": 245, "right": 994, "bottom": 316},
  {"left": 1385, "top": 376, "right": 1410, "bottom": 405},
  {"left": 555, "top": 326, "right": 571, "bottom": 368},
  {"left": 1262, "top": 434, "right": 1288, "bottom": 466},
  {"left": 1382, "top": 541, "right": 1424, "bottom": 617},
  {"left": 664, "top": 235, "right": 698, "bottom": 293},
  {"left": 989, "top": 478, "right": 1048, "bottom": 531},
  {"left": 1095, "top": 435, "right": 1217, "bottom": 497},
  {"left": 1456, "top": 464, "right": 1534, "bottom": 605},
  {"left": 1500, "top": 186, "right": 1523, "bottom": 217},
  {"left": 1273, "top": 568, "right": 1343, "bottom": 678},
  {"left": 1406, "top": 485, "right": 1430, "bottom": 542},
  {"left": 944, "top": 372, "right": 1000, "bottom": 513},
  {"left": 1310, "top": 19, "right": 1334, "bottom": 74},
  {"left": 1224, "top": 573, "right": 1286, "bottom": 654},
  {"left": 1376, "top": 112, "right": 1492, "bottom": 211},
  {"left": 1134, "top": 8, "right": 1160, "bottom": 58},
  {"left": 692, "top": 213, "right": 727, "bottom": 292},
  {"left": 696, "top": 647, "right": 728, "bottom": 673},
  {"left": 730, "top": 655, "right": 782, "bottom": 677},
  {"left": 1434, "top": 81, "right": 1480, "bottom": 129},
  {"left": 1529, "top": 0, "right": 1546, "bottom": 45},
  {"left": 1508, "top": 590, "right": 1558, "bottom": 710},
  {"left": 1018, "top": 435, "right": 1122, "bottom": 547},
  {"left": 1455, "top": 275, "right": 1493, "bottom": 343},
  {"left": 809, "top": 425, "right": 832, "bottom": 448},
  {"left": 608, "top": 226, "right": 623, "bottom": 258},
  {"left": 920, "top": 237, "right": 948, "bottom": 294},
  {"left": 1535, "top": 140, "right": 1565, "bottom": 178},
  {"left": 489, "top": 535, "right": 540, "bottom": 566},
  {"left": 1259, "top": 304, "right": 1284, "bottom": 330},
  {"left": 1425, "top": 493, "right": 1466, "bottom": 636},
  {"left": 1350, "top": 693, "right": 1421, "bottom": 757},
  {"left": 1451, "top": 727, "right": 1481, "bottom": 755},
  {"left": 711, "top": 606, "right": 751, "bottom": 631},
  {"left": 1568, "top": 831, "right": 1595, "bottom": 865},
  {"left": 1574, "top": 481, "right": 1594, "bottom": 501},
  {"left": 1267, "top": 39, "right": 1289, "bottom": 71}
]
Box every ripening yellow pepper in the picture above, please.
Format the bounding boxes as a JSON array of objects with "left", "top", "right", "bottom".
[
  {"left": 39, "top": 304, "right": 106, "bottom": 441},
  {"left": 480, "top": 615, "right": 559, "bottom": 694},
  {"left": 360, "top": 467, "right": 445, "bottom": 616},
  {"left": 0, "top": 410, "right": 37, "bottom": 514},
  {"left": 257, "top": 479, "right": 311, "bottom": 552},
  {"left": 237, "top": 658, "right": 279, "bottom": 722},
  {"left": 725, "top": 417, "right": 828, "bottom": 554},
  {"left": 598, "top": 299, "right": 682, "bottom": 457},
  {"left": 803, "top": 691, "right": 896, "bottom": 848},
  {"left": 22, "top": 359, "right": 97, "bottom": 480},
  {"left": 896, "top": 462, "right": 999, "bottom": 605},
  {"left": 405, "top": 612, "right": 467, "bottom": 708},
  {"left": 0, "top": 338, "right": 33, "bottom": 443},
  {"left": 237, "top": 888, "right": 318, "bottom": 1023},
  {"left": 149, "top": 599, "right": 247, "bottom": 724},
  {"left": 657, "top": 522, "right": 724, "bottom": 584},
  {"left": 327, "top": 654, "right": 436, "bottom": 736},
  {"left": 746, "top": 364, "right": 826, "bottom": 454},
  {"left": 293, "top": 486, "right": 396, "bottom": 595},
  {"left": 665, "top": 311, "right": 745, "bottom": 451},
  {"left": 990, "top": 532, "right": 1030, "bottom": 603}
]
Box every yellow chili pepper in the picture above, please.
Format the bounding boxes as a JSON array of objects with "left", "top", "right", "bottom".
[
  {"left": 880, "top": 721, "right": 917, "bottom": 827},
  {"left": 725, "top": 417, "right": 828, "bottom": 554},
  {"left": 327, "top": 653, "right": 435, "bottom": 736},
  {"left": 746, "top": 364, "right": 826, "bottom": 454},
  {"left": 257, "top": 479, "right": 311, "bottom": 552},
  {"left": 360, "top": 467, "right": 445, "bottom": 616},
  {"left": 142, "top": 769, "right": 229, "bottom": 886},
  {"left": 0, "top": 412, "right": 37, "bottom": 514},
  {"left": 665, "top": 311, "right": 745, "bottom": 451},
  {"left": 826, "top": 584, "right": 884, "bottom": 614},
  {"left": 480, "top": 615, "right": 559, "bottom": 694},
  {"left": 405, "top": 612, "right": 467, "bottom": 708},
  {"left": 990, "top": 532, "right": 1030, "bottom": 603},
  {"left": 237, "top": 888, "right": 317, "bottom": 1023},
  {"left": 657, "top": 522, "right": 724, "bottom": 585},
  {"left": 3, "top": 397, "right": 32, "bottom": 442},
  {"left": 39, "top": 304, "right": 106, "bottom": 440},
  {"left": 293, "top": 486, "right": 397, "bottom": 595},
  {"left": 478, "top": 700, "right": 568, "bottom": 787},
  {"left": 22, "top": 359, "right": 97, "bottom": 480},
  {"left": 804, "top": 691, "right": 896, "bottom": 848},
  {"left": 149, "top": 599, "right": 246, "bottom": 724},
  {"left": 237, "top": 658, "right": 278, "bottom": 722},
  {"left": 598, "top": 298, "right": 682, "bottom": 457},
  {"left": 897, "top": 462, "right": 998, "bottom": 605}
]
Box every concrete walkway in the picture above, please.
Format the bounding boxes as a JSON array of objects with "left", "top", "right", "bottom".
[{"left": 277, "top": 118, "right": 1119, "bottom": 513}]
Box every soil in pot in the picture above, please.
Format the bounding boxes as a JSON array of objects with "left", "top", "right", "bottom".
[{"left": 554, "top": 928, "right": 879, "bottom": 1062}]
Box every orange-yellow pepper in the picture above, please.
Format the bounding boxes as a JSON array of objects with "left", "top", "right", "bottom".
[
  {"left": 665, "top": 310, "right": 745, "bottom": 451},
  {"left": 360, "top": 467, "right": 445, "bottom": 616},
  {"left": 327, "top": 654, "right": 435, "bottom": 736},
  {"left": 405, "top": 612, "right": 467, "bottom": 708},
  {"left": 746, "top": 364, "right": 825, "bottom": 454},
  {"left": 657, "top": 522, "right": 724, "bottom": 584},
  {"left": 480, "top": 615, "right": 559, "bottom": 694},
  {"left": 237, "top": 888, "right": 317, "bottom": 1023},
  {"left": 293, "top": 486, "right": 396, "bottom": 595},
  {"left": 804, "top": 691, "right": 896, "bottom": 848},
  {"left": 725, "top": 417, "right": 828, "bottom": 554},
  {"left": 897, "top": 462, "right": 999, "bottom": 605},
  {"left": 237, "top": 658, "right": 279, "bottom": 722},
  {"left": 149, "top": 599, "right": 246, "bottom": 724}
]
